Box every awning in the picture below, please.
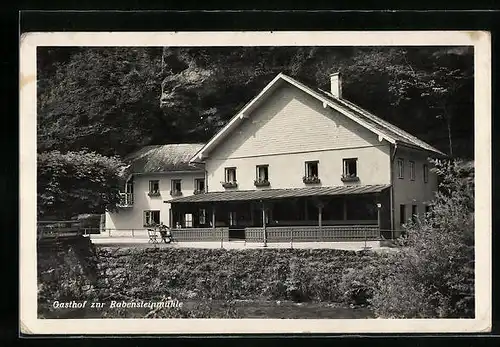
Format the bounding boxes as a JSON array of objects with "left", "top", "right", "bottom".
[{"left": 164, "top": 184, "right": 391, "bottom": 203}]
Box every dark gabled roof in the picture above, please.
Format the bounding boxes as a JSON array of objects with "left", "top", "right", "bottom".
[
  {"left": 316, "top": 88, "right": 446, "bottom": 155},
  {"left": 124, "top": 143, "right": 205, "bottom": 175},
  {"left": 165, "top": 184, "right": 391, "bottom": 203}
]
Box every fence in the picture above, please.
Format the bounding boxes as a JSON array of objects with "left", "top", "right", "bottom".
[
  {"left": 37, "top": 220, "right": 85, "bottom": 240},
  {"left": 92, "top": 226, "right": 406, "bottom": 243},
  {"left": 172, "top": 228, "right": 229, "bottom": 242}
]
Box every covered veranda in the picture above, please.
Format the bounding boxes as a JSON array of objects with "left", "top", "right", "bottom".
[{"left": 164, "top": 184, "right": 391, "bottom": 243}]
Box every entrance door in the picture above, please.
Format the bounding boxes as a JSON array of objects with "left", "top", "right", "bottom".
[{"left": 228, "top": 211, "right": 245, "bottom": 240}]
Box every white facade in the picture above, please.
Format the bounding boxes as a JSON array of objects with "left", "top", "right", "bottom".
[
  {"left": 106, "top": 74, "right": 440, "bottom": 233},
  {"left": 105, "top": 171, "right": 204, "bottom": 230},
  {"left": 205, "top": 85, "right": 392, "bottom": 192}
]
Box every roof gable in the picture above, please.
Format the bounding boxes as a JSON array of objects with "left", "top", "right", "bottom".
[{"left": 191, "top": 73, "right": 445, "bottom": 161}]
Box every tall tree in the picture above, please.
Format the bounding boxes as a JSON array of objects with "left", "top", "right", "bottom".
[{"left": 37, "top": 150, "right": 127, "bottom": 219}]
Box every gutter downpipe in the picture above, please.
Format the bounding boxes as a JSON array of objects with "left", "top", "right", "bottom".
[{"left": 390, "top": 143, "right": 398, "bottom": 236}]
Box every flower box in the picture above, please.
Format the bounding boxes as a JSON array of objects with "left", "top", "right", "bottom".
[
  {"left": 341, "top": 175, "right": 360, "bottom": 182},
  {"left": 193, "top": 189, "right": 205, "bottom": 195},
  {"left": 221, "top": 181, "right": 238, "bottom": 188},
  {"left": 170, "top": 190, "right": 183, "bottom": 197},
  {"left": 148, "top": 191, "right": 161, "bottom": 197},
  {"left": 303, "top": 176, "right": 321, "bottom": 184},
  {"left": 254, "top": 179, "right": 270, "bottom": 187}
]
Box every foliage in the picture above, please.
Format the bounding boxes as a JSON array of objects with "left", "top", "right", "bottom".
[
  {"left": 338, "top": 256, "right": 394, "bottom": 306},
  {"left": 37, "top": 150, "right": 127, "bottom": 219},
  {"left": 37, "top": 47, "right": 164, "bottom": 157},
  {"left": 367, "top": 159, "right": 475, "bottom": 318},
  {"left": 38, "top": 46, "right": 474, "bottom": 159}
]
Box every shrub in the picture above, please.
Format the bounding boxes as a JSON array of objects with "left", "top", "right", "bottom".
[{"left": 369, "top": 159, "right": 474, "bottom": 318}]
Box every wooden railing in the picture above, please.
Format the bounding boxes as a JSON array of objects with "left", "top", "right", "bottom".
[
  {"left": 265, "top": 225, "right": 380, "bottom": 242},
  {"left": 91, "top": 225, "right": 382, "bottom": 242},
  {"left": 118, "top": 192, "right": 134, "bottom": 207},
  {"left": 37, "top": 220, "right": 84, "bottom": 240},
  {"left": 245, "top": 227, "right": 265, "bottom": 242},
  {"left": 172, "top": 228, "right": 229, "bottom": 241}
]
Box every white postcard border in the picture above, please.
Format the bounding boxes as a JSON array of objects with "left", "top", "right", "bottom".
[{"left": 20, "top": 31, "right": 491, "bottom": 334}]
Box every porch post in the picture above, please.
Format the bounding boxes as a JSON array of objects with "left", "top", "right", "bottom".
[
  {"left": 318, "top": 202, "right": 323, "bottom": 242},
  {"left": 169, "top": 207, "right": 173, "bottom": 229},
  {"left": 261, "top": 200, "right": 267, "bottom": 247}
]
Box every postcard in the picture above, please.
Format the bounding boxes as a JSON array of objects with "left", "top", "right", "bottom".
[{"left": 20, "top": 30, "right": 491, "bottom": 334}]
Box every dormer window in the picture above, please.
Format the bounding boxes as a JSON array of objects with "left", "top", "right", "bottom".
[
  {"left": 148, "top": 180, "right": 160, "bottom": 196},
  {"left": 342, "top": 158, "right": 359, "bottom": 182}
]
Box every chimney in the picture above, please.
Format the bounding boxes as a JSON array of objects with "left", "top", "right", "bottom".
[{"left": 330, "top": 72, "right": 342, "bottom": 98}]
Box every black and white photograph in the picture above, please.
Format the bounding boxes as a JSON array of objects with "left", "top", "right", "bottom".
[{"left": 20, "top": 31, "right": 491, "bottom": 334}]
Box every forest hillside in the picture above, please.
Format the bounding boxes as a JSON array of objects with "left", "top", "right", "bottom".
[{"left": 37, "top": 46, "right": 474, "bottom": 159}]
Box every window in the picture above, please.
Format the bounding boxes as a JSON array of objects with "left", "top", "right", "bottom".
[
  {"left": 171, "top": 179, "right": 182, "bottom": 196},
  {"left": 184, "top": 213, "right": 193, "bottom": 228},
  {"left": 409, "top": 161, "right": 415, "bottom": 181},
  {"left": 125, "top": 181, "right": 134, "bottom": 194},
  {"left": 256, "top": 165, "right": 269, "bottom": 181},
  {"left": 423, "top": 164, "right": 429, "bottom": 183},
  {"left": 149, "top": 180, "right": 160, "bottom": 195},
  {"left": 412, "top": 204, "right": 418, "bottom": 221},
  {"left": 425, "top": 205, "right": 431, "bottom": 214},
  {"left": 199, "top": 209, "right": 206, "bottom": 225},
  {"left": 195, "top": 178, "right": 205, "bottom": 193},
  {"left": 225, "top": 167, "right": 237, "bottom": 182},
  {"left": 397, "top": 158, "right": 404, "bottom": 179},
  {"left": 343, "top": 158, "right": 358, "bottom": 177},
  {"left": 305, "top": 161, "right": 319, "bottom": 178},
  {"left": 229, "top": 211, "right": 237, "bottom": 226},
  {"left": 399, "top": 204, "right": 406, "bottom": 225},
  {"left": 143, "top": 210, "right": 160, "bottom": 226}
]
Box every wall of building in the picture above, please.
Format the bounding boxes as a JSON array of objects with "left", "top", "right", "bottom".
[
  {"left": 391, "top": 146, "right": 439, "bottom": 229},
  {"left": 204, "top": 84, "right": 392, "bottom": 192},
  {"left": 105, "top": 171, "right": 204, "bottom": 230}
]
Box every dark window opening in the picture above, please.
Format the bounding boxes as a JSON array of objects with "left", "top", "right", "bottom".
[
  {"left": 399, "top": 204, "right": 406, "bottom": 225},
  {"left": 343, "top": 158, "right": 358, "bottom": 177},
  {"left": 397, "top": 158, "right": 404, "bottom": 179},
  {"left": 305, "top": 161, "right": 319, "bottom": 178},
  {"left": 171, "top": 179, "right": 182, "bottom": 193},
  {"left": 144, "top": 210, "right": 160, "bottom": 227},
  {"left": 409, "top": 161, "right": 415, "bottom": 181},
  {"left": 423, "top": 164, "right": 429, "bottom": 183},
  {"left": 256, "top": 165, "right": 269, "bottom": 181},
  {"left": 199, "top": 209, "right": 206, "bottom": 225},
  {"left": 195, "top": 179, "right": 205, "bottom": 192},
  {"left": 225, "top": 167, "right": 237, "bottom": 182},
  {"left": 149, "top": 180, "right": 159, "bottom": 194},
  {"left": 412, "top": 204, "right": 418, "bottom": 222}
]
